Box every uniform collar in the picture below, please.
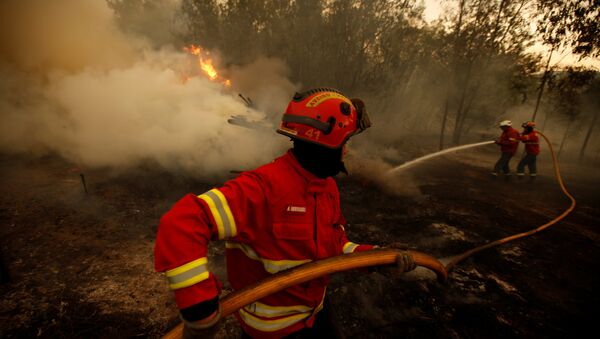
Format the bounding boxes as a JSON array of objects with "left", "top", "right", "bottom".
[{"left": 283, "top": 149, "right": 332, "bottom": 193}]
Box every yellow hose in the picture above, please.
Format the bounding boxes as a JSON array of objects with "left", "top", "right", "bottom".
[
  {"left": 162, "top": 249, "right": 446, "bottom": 339},
  {"left": 445, "top": 131, "right": 577, "bottom": 271}
]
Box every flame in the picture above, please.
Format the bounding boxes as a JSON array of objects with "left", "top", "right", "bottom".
[
  {"left": 183, "top": 44, "right": 230, "bottom": 86},
  {"left": 200, "top": 59, "right": 218, "bottom": 80},
  {"left": 184, "top": 45, "right": 201, "bottom": 56}
]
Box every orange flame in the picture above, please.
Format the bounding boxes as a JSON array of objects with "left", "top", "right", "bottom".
[
  {"left": 183, "top": 44, "right": 230, "bottom": 86},
  {"left": 200, "top": 59, "right": 218, "bottom": 80}
]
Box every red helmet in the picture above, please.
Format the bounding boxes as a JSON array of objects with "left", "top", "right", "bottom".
[
  {"left": 522, "top": 121, "right": 536, "bottom": 128},
  {"left": 277, "top": 88, "right": 371, "bottom": 149}
]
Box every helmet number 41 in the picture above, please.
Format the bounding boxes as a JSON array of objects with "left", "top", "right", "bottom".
[{"left": 305, "top": 129, "right": 321, "bottom": 141}]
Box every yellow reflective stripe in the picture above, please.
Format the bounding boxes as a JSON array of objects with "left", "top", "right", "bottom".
[
  {"left": 166, "top": 257, "right": 207, "bottom": 276},
  {"left": 305, "top": 92, "right": 352, "bottom": 108},
  {"left": 165, "top": 257, "right": 209, "bottom": 290},
  {"left": 240, "top": 290, "right": 326, "bottom": 332},
  {"left": 210, "top": 189, "right": 237, "bottom": 237},
  {"left": 343, "top": 242, "right": 359, "bottom": 254},
  {"left": 238, "top": 308, "right": 310, "bottom": 332},
  {"left": 198, "top": 193, "right": 225, "bottom": 239},
  {"left": 244, "top": 301, "right": 312, "bottom": 318},
  {"left": 226, "top": 241, "right": 311, "bottom": 274},
  {"left": 198, "top": 189, "right": 237, "bottom": 240},
  {"left": 312, "top": 289, "right": 326, "bottom": 314},
  {"left": 168, "top": 271, "right": 210, "bottom": 290}
]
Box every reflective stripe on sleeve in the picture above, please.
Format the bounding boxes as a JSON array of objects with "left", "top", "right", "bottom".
[
  {"left": 165, "top": 257, "right": 209, "bottom": 290},
  {"left": 225, "top": 241, "right": 311, "bottom": 274},
  {"left": 198, "top": 189, "right": 237, "bottom": 240},
  {"left": 343, "top": 242, "right": 359, "bottom": 254}
]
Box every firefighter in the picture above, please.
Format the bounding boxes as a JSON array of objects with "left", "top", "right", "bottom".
[
  {"left": 492, "top": 120, "right": 520, "bottom": 176},
  {"left": 154, "top": 88, "right": 416, "bottom": 339},
  {"left": 516, "top": 121, "right": 540, "bottom": 179}
]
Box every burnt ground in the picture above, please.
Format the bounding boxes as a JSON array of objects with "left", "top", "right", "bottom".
[{"left": 0, "top": 147, "right": 598, "bottom": 338}]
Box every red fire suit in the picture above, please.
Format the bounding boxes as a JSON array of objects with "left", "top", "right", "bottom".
[
  {"left": 518, "top": 131, "right": 540, "bottom": 155},
  {"left": 154, "top": 150, "right": 373, "bottom": 338},
  {"left": 497, "top": 127, "right": 520, "bottom": 154}
]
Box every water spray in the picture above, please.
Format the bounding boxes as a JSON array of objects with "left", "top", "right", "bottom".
[{"left": 388, "top": 140, "right": 495, "bottom": 174}]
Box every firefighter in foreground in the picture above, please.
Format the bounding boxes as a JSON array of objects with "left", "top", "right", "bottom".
[
  {"left": 492, "top": 120, "right": 520, "bottom": 177},
  {"left": 516, "top": 121, "right": 540, "bottom": 179},
  {"left": 154, "top": 88, "right": 416, "bottom": 338}
]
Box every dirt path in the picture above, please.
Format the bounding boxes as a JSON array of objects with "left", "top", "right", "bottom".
[{"left": 0, "top": 149, "right": 598, "bottom": 338}]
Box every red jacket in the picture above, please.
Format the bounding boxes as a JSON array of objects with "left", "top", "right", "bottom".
[
  {"left": 497, "top": 127, "right": 520, "bottom": 154},
  {"left": 154, "top": 150, "right": 373, "bottom": 338},
  {"left": 518, "top": 131, "right": 540, "bottom": 155}
]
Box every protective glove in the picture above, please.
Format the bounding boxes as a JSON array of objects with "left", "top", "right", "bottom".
[
  {"left": 181, "top": 306, "right": 221, "bottom": 339},
  {"left": 393, "top": 251, "right": 417, "bottom": 273},
  {"left": 371, "top": 243, "right": 416, "bottom": 276}
]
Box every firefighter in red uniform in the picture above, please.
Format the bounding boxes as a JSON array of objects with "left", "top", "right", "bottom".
[
  {"left": 516, "top": 121, "right": 540, "bottom": 179},
  {"left": 492, "top": 120, "right": 520, "bottom": 176},
  {"left": 154, "top": 88, "right": 416, "bottom": 338}
]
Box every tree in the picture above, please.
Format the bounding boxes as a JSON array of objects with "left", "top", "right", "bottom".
[
  {"left": 578, "top": 74, "right": 600, "bottom": 162},
  {"left": 537, "top": 0, "right": 600, "bottom": 58},
  {"left": 546, "top": 66, "right": 596, "bottom": 158},
  {"left": 438, "top": 0, "right": 536, "bottom": 146}
]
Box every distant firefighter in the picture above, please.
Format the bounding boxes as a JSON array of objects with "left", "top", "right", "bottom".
[
  {"left": 492, "top": 120, "right": 520, "bottom": 176},
  {"left": 154, "top": 88, "right": 416, "bottom": 338},
  {"left": 516, "top": 121, "right": 540, "bottom": 179}
]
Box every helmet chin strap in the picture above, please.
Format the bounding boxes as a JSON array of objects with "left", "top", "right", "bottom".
[{"left": 292, "top": 140, "right": 346, "bottom": 178}]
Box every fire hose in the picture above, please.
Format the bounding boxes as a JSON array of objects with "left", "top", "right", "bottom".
[
  {"left": 162, "top": 249, "right": 447, "bottom": 339},
  {"left": 445, "top": 131, "right": 576, "bottom": 270},
  {"left": 163, "top": 131, "right": 575, "bottom": 338}
]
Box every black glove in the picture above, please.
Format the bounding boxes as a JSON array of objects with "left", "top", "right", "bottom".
[
  {"left": 180, "top": 297, "right": 221, "bottom": 339},
  {"left": 372, "top": 243, "right": 416, "bottom": 276},
  {"left": 181, "top": 307, "right": 221, "bottom": 339}
]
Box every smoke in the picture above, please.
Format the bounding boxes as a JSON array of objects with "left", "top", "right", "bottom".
[
  {"left": 0, "top": 0, "right": 294, "bottom": 179},
  {"left": 344, "top": 142, "right": 423, "bottom": 197}
]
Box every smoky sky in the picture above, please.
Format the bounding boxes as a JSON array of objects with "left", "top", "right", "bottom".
[{"left": 0, "top": 0, "right": 297, "bottom": 179}]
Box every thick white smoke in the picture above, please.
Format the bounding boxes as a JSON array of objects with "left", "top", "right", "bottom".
[{"left": 0, "top": 0, "right": 295, "bottom": 179}]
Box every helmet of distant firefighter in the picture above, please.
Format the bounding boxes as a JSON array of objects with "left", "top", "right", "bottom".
[
  {"left": 499, "top": 120, "right": 512, "bottom": 127},
  {"left": 277, "top": 88, "right": 371, "bottom": 149},
  {"left": 522, "top": 121, "right": 536, "bottom": 129}
]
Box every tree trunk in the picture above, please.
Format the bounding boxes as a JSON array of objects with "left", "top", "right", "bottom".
[
  {"left": 557, "top": 120, "right": 572, "bottom": 159},
  {"left": 454, "top": 83, "right": 479, "bottom": 144},
  {"left": 541, "top": 108, "right": 552, "bottom": 131},
  {"left": 579, "top": 110, "right": 598, "bottom": 163},
  {"left": 532, "top": 48, "right": 554, "bottom": 122},
  {"left": 439, "top": 100, "right": 449, "bottom": 150},
  {"left": 452, "top": 61, "right": 474, "bottom": 145}
]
